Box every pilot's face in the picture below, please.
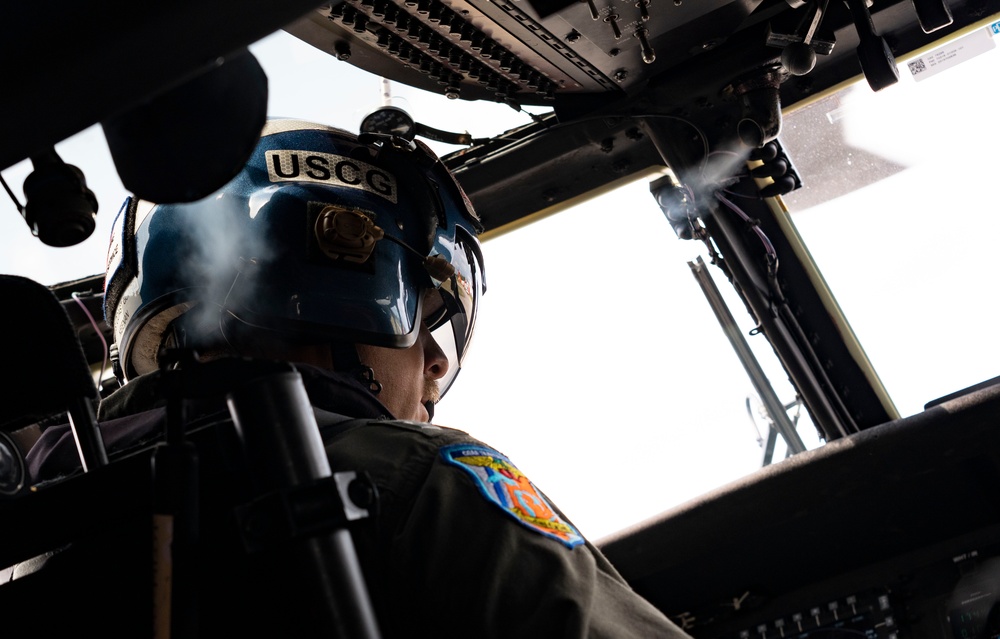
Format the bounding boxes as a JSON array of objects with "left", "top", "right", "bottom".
[{"left": 355, "top": 292, "right": 450, "bottom": 422}]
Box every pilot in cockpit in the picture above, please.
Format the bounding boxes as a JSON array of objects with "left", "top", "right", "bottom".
[{"left": 27, "top": 118, "right": 690, "bottom": 638}]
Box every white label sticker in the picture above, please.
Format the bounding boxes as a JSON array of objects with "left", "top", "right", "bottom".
[
  {"left": 907, "top": 27, "right": 996, "bottom": 82},
  {"left": 265, "top": 150, "right": 398, "bottom": 203}
]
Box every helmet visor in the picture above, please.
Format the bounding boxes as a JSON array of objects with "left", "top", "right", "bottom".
[{"left": 426, "top": 229, "right": 484, "bottom": 397}]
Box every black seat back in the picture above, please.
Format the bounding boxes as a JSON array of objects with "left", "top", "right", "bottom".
[
  {"left": 0, "top": 274, "right": 106, "bottom": 472},
  {"left": 0, "top": 306, "right": 380, "bottom": 638},
  {"left": 0, "top": 275, "right": 100, "bottom": 426}
]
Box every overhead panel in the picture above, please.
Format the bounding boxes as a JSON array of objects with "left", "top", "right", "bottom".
[{"left": 284, "top": 0, "right": 760, "bottom": 106}]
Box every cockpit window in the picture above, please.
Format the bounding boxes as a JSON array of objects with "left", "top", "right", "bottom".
[
  {"left": 436, "top": 24, "right": 1000, "bottom": 538},
  {"left": 779, "top": 25, "right": 1000, "bottom": 418}
]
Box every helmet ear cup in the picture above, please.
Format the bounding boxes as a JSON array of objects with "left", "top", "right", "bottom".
[{"left": 102, "top": 49, "right": 268, "bottom": 204}]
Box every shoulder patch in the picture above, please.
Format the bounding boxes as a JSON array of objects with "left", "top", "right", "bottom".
[{"left": 440, "top": 444, "right": 584, "bottom": 549}]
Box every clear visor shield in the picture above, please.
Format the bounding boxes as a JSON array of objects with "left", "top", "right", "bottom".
[{"left": 425, "top": 233, "right": 484, "bottom": 398}]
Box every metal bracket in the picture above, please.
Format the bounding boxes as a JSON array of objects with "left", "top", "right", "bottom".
[{"left": 235, "top": 471, "right": 379, "bottom": 553}]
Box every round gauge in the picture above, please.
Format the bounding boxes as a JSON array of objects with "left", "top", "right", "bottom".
[{"left": 360, "top": 106, "right": 417, "bottom": 141}]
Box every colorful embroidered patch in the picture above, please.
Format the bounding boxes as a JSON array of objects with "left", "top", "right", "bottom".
[{"left": 440, "top": 444, "right": 584, "bottom": 548}]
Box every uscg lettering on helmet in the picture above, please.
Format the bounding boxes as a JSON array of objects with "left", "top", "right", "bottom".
[{"left": 266, "top": 150, "right": 397, "bottom": 204}]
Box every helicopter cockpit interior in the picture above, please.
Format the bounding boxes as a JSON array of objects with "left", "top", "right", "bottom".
[{"left": 3, "top": 0, "right": 1000, "bottom": 637}]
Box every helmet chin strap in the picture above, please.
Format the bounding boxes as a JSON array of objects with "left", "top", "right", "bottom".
[
  {"left": 330, "top": 341, "right": 382, "bottom": 396},
  {"left": 331, "top": 340, "right": 437, "bottom": 421}
]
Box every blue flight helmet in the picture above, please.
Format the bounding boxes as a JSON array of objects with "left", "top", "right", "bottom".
[{"left": 104, "top": 119, "right": 485, "bottom": 402}]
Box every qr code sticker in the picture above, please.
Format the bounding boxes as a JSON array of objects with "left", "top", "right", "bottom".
[{"left": 908, "top": 58, "right": 928, "bottom": 75}]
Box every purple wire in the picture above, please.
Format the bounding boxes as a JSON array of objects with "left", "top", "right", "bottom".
[
  {"left": 714, "top": 191, "right": 777, "bottom": 262},
  {"left": 72, "top": 291, "right": 109, "bottom": 392}
]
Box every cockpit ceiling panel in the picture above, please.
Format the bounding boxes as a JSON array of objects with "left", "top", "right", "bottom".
[{"left": 284, "top": 0, "right": 763, "bottom": 105}]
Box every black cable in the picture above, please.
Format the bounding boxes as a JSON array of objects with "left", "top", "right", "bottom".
[
  {"left": 452, "top": 112, "right": 711, "bottom": 171},
  {"left": 0, "top": 172, "right": 25, "bottom": 213}
]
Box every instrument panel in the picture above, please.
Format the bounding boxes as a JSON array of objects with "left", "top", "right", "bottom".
[{"left": 599, "top": 381, "right": 1000, "bottom": 639}]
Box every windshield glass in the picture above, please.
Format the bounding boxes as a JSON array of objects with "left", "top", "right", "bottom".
[
  {"left": 436, "top": 21, "right": 1000, "bottom": 539},
  {"left": 779, "top": 24, "right": 1000, "bottom": 418}
]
